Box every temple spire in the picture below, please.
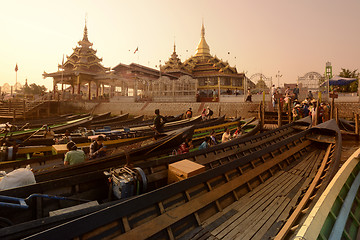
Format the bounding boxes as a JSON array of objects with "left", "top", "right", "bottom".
[
  {"left": 78, "top": 16, "right": 93, "bottom": 48},
  {"left": 195, "top": 21, "right": 210, "bottom": 57}
]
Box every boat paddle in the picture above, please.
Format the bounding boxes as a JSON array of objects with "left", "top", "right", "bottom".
[{"left": 23, "top": 124, "right": 47, "bottom": 143}]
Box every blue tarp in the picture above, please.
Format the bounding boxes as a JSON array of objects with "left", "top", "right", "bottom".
[{"left": 321, "top": 76, "right": 357, "bottom": 86}]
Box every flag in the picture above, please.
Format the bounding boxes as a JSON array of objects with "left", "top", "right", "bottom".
[
  {"left": 15, "top": 63, "right": 18, "bottom": 72},
  {"left": 134, "top": 47, "right": 138, "bottom": 54}
]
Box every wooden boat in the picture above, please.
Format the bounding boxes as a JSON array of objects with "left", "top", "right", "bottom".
[
  {"left": 0, "top": 118, "right": 314, "bottom": 238},
  {"left": 91, "top": 111, "right": 111, "bottom": 122},
  {"left": 91, "top": 115, "right": 144, "bottom": 130},
  {"left": 295, "top": 146, "right": 360, "bottom": 240},
  {"left": 0, "top": 116, "right": 92, "bottom": 140},
  {"left": 89, "top": 113, "right": 128, "bottom": 125},
  {"left": 338, "top": 118, "right": 359, "bottom": 139},
  {"left": 114, "top": 113, "right": 184, "bottom": 129},
  {"left": 5, "top": 114, "right": 86, "bottom": 129},
  {"left": 4, "top": 119, "right": 340, "bottom": 240}
]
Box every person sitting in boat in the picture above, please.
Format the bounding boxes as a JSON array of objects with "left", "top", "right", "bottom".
[
  {"left": 210, "top": 130, "right": 218, "bottom": 146},
  {"left": 59, "top": 130, "right": 72, "bottom": 144},
  {"left": 177, "top": 138, "right": 193, "bottom": 154},
  {"left": 206, "top": 106, "right": 214, "bottom": 119},
  {"left": 222, "top": 128, "right": 231, "bottom": 143},
  {"left": 64, "top": 141, "right": 86, "bottom": 166},
  {"left": 89, "top": 135, "right": 107, "bottom": 160},
  {"left": 198, "top": 136, "right": 210, "bottom": 150},
  {"left": 44, "top": 125, "right": 55, "bottom": 139},
  {"left": 201, "top": 108, "right": 207, "bottom": 120},
  {"left": 153, "top": 109, "right": 166, "bottom": 134},
  {"left": 232, "top": 125, "right": 243, "bottom": 138},
  {"left": 185, "top": 108, "right": 193, "bottom": 119}
]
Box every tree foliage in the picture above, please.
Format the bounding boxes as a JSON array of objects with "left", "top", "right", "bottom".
[
  {"left": 23, "top": 83, "right": 47, "bottom": 95},
  {"left": 255, "top": 79, "right": 268, "bottom": 90},
  {"left": 337, "top": 68, "right": 358, "bottom": 92}
]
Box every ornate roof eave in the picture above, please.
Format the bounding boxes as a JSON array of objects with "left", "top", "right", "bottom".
[
  {"left": 43, "top": 70, "right": 98, "bottom": 78},
  {"left": 63, "top": 61, "right": 109, "bottom": 71}
]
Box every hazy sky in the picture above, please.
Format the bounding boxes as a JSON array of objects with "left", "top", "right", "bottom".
[{"left": 1, "top": 0, "right": 359, "bottom": 90}]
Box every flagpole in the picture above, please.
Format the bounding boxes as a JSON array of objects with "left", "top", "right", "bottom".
[
  {"left": 61, "top": 54, "right": 64, "bottom": 93},
  {"left": 15, "top": 63, "right": 18, "bottom": 92}
]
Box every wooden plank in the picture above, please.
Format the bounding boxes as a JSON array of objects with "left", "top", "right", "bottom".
[
  {"left": 209, "top": 170, "right": 296, "bottom": 237},
  {"left": 238, "top": 196, "right": 289, "bottom": 239},
  {"left": 274, "top": 144, "right": 332, "bottom": 240},
  {"left": 216, "top": 173, "right": 303, "bottom": 239},
  {"left": 113, "top": 140, "right": 311, "bottom": 240},
  {"left": 49, "top": 201, "right": 99, "bottom": 217}
]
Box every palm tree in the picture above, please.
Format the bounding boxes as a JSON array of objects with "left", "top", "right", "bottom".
[{"left": 338, "top": 68, "right": 358, "bottom": 92}]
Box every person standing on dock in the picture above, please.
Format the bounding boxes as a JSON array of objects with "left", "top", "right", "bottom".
[
  {"left": 293, "top": 84, "right": 299, "bottom": 101},
  {"left": 245, "top": 88, "right": 252, "bottom": 102},
  {"left": 64, "top": 141, "right": 86, "bottom": 165},
  {"left": 89, "top": 135, "right": 106, "bottom": 160},
  {"left": 154, "top": 109, "right": 166, "bottom": 134}
]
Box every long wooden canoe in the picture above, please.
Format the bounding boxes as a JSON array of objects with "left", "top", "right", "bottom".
[
  {"left": 295, "top": 146, "right": 360, "bottom": 240},
  {"left": 9, "top": 119, "right": 341, "bottom": 240},
  {"left": 91, "top": 115, "right": 144, "bottom": 130},
  {"left": 91, "top": 111, "right": 111, "bottom": 122},
  {"left": 0, "top": 116, "right": 92, "bottom": 140},
  {"left": 90, "top": 113, "right": 129, "bottom": 125}
]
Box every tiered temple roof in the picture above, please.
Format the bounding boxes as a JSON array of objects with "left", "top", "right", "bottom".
[
  {"left": 61, "top": 23, "right": 110, "bottom": 74},
  {"left": 161, "top": 43, "right": 188, "bottom": 74}
]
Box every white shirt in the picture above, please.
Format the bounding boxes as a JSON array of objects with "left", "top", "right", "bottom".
[{"left": 222, "top": 132, "right": 231, "bottom": 143}]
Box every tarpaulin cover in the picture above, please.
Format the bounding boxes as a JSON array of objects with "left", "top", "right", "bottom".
[{"left": 321, "top": 76, "right": 357, "bottom": 86}]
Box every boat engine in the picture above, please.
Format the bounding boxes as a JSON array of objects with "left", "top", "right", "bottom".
[{"left": 105, "top": 167, "right": 147, "bottom": 200}]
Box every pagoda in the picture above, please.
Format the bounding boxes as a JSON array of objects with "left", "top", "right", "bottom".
[
  {"left": 43, "top": 21, "right": 114, "bottom": 100},
  {"left": 162, "top": 22, "right": 246, "bottom": 101},
  {"left": 161, "top": 43, "right": 189, "bottom": 77}
]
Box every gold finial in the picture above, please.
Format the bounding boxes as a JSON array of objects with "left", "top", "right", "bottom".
[
  {"left": 78, "top": 14, "right": 93, "bottom": 47},
  {"left": 195, "top": 20, "right": 210, "bottom": 57}
]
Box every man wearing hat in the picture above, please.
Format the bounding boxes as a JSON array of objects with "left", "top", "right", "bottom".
[
  {"left": 89, "top": 135, "right": 106, "bottom": 160},
  {"left": 64, "top": 141, "right": 86, "bottom": 165}
]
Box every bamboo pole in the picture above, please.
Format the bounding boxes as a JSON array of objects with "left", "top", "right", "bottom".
[
  {"left": 335, "top": 107, "right": 339, "bottom": 125},
  {"left": 288, "top": 98, "right": 292, "bottom": 123},
  {"left": 314, "top": 100, "right": 319, "bottom": 126},
  {"left": 278, "top": 100, "right": 282, "bottom": 127},
  {"left": 330, "top": 97, "right": 334, "bottom": 119},
  {"left": 355, "top": 113, "right": 359, "bottom": 136}
]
